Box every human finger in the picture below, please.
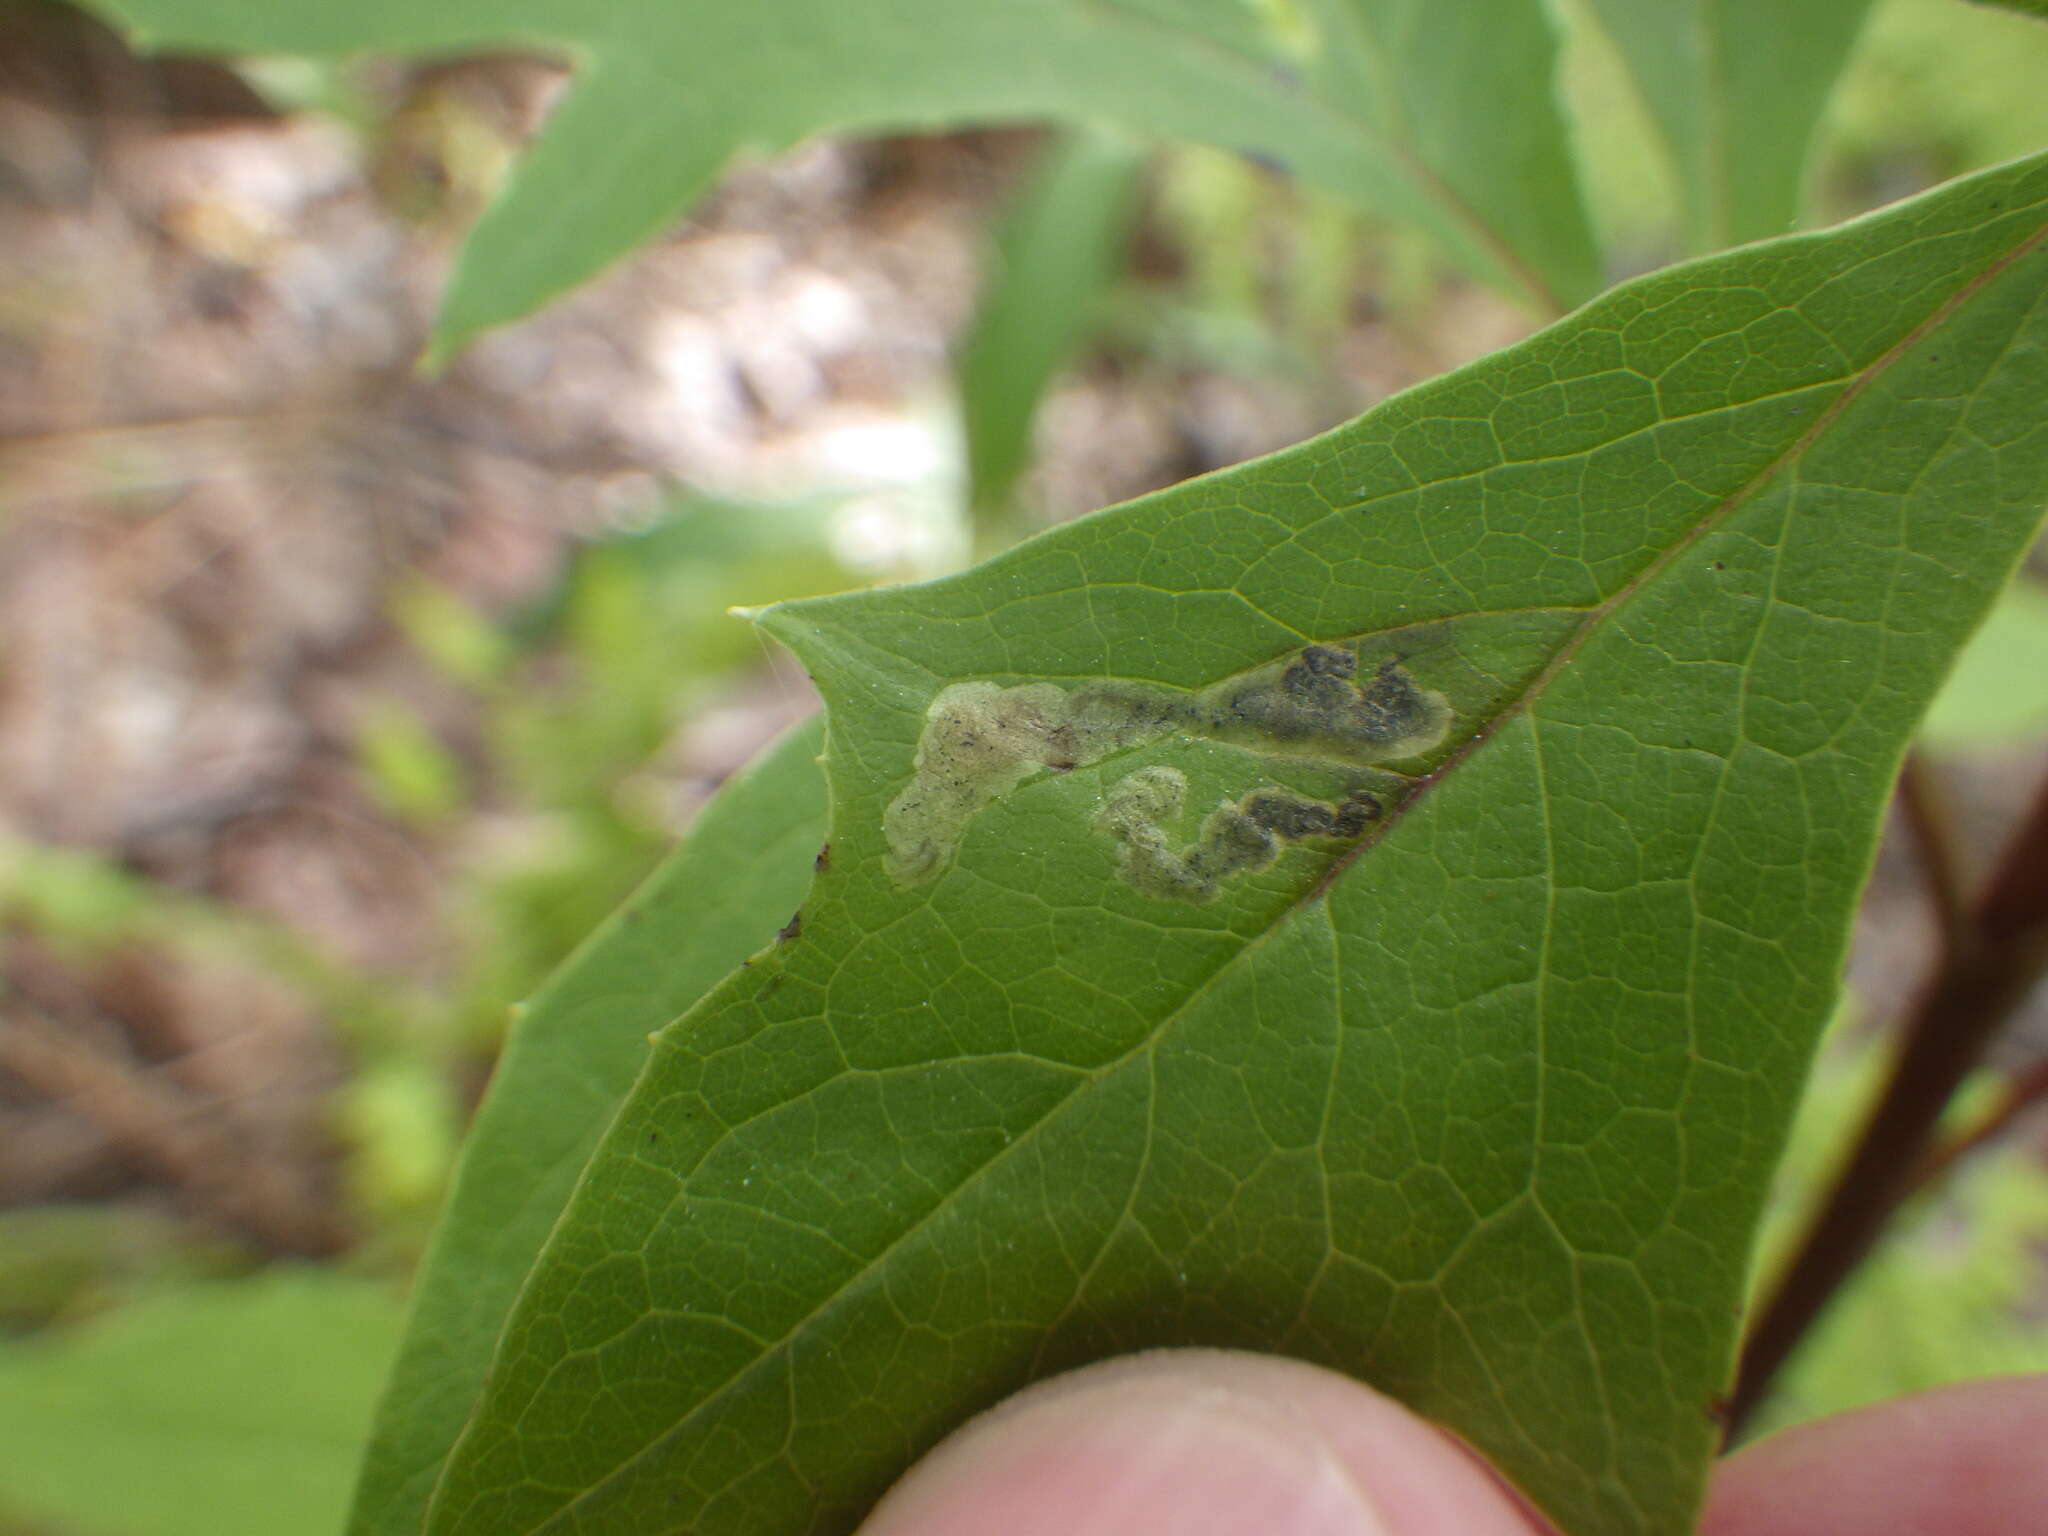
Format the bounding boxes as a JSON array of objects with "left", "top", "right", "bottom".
[{"left": 857, "top": 1349, "right": 1546, "bottom": 1536}]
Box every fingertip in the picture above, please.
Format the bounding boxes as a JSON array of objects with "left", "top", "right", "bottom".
[
  {"left": 858, "top": 1350, "right": 1543, "bottom": 1536},
  {"left": 1704, "top": 1374, "right": 2048, "bottom": 1536}
]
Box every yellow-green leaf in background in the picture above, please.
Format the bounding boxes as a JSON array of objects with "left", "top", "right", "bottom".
[{"left": 89, "top": 0, "right": 1596, "bottom": 358}]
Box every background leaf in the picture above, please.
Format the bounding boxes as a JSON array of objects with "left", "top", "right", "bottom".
[
  {"left": 959, "top": 128, "right": 1148, "bottom": 524},
  {"left": 1581, "top": 0, "right": 1879, "bottom": 250},
  {"left": 0, "top": 1272, "right": 405, "bottom": 1536},
  {"left": 91, "top": 0, "right": 1596, "bottom": 356},
  {"left": 346, "top": 719, "right": 826, "bottom": 1536},
  {"left": 414, "top": 157, "right": 2048, "bottom": 1536}
]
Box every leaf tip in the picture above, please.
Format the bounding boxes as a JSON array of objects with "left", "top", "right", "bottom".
[{"left": 747, "top": 600, "right": 816, "bottom": 652}]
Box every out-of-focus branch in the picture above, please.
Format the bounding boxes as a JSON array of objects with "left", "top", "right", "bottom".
[{"left": 1910, "top": 1053, "right": 2048, "bottom": 1194}]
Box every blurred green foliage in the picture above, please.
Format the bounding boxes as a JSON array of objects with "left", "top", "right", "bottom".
[
  {"left": 960, "top": 127, "right": 1146, "bottom": 530},
  {"left": 960, "top": 0, "right": 2048, "bottom": 548},
  {"left": 1831, "top": 0, "right": 2048, "bottom": 185},
  {"left": 0, "top": 1271, "right": 406, "bottom": 1536},
  {"left": 421, "top": 496, "right": 855, "bottom": 1058},
  {"left": 0, "top": 492, "right": 861, "bottom": 1536},
  {"left": 1919, "top": 578, "right": 2048, "bottom": 749},
  {"left": 0, "top": 1208, "right": 246, "bottom": 1335}
]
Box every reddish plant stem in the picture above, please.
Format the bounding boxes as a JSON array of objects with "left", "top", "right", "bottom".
[
  {"left": 1910, "top": 1053, "right": 2048, "bottom": 1194},
  {"left": 1726, "top": 752, "right": 2048, "bottom": 1439},
  {"left": 1895, "top": 752, "right": 1975, "bottom": 959}
]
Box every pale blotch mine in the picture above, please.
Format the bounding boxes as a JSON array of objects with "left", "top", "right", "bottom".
[
  {"left": 882, "top": 679, "right": 1185, "bottom": 884},
  {"left": 883, "top": 645, "right": 1449, "bottom": 887},
  {"left": 1092, "top": 766, "right": 1384, "bottom": 904}
]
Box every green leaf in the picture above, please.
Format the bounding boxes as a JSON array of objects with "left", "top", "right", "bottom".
[
  {"left": 0, "top": 1272, "right": 406, "bottom": 1536},
  {"left": 960, "top": 128, "right": 1148, "bottom": 520},
  {"left": 89, "top": 0, "right": 1596, "bottom": 356},
  {"left": 418, "top": 154, "right": 2048, "bottom": 1536},
  {"left": 1297, "top": 0, "right": 1596, "bottom": 282},
  {"left": 1582, "top": 0, "right": 1879, "bottom": 250},
  {"left": 346, "top": 719, "right": 826, "bottom": 1536}
]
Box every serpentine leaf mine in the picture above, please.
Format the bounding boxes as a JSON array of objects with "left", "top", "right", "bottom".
[
  {"left": 883, "top": 643, "right": 1450, "bottom": 888},
  {"left": 1093, "top": 767, "right": 1384, "bottom": 903}
]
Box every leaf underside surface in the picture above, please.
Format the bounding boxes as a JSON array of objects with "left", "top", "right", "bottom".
[
  {"left": 91, "top": 0, "right": 1595, "bottom": 354},
  {"left": 411, "top": 156, "right": 2048, "bottom": 1536}
]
